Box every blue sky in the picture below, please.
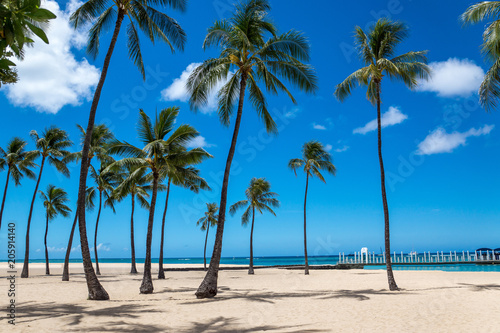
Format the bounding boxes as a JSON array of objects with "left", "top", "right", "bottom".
[{"left": 1, "top": 0, "right": 499, "bottom": 261}]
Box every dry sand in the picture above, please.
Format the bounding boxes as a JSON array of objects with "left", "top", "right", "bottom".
[{"left": 1, "top": 263, "right": 500, "bottom": 332}]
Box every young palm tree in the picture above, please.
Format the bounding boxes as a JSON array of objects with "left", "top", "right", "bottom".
[
  {"left": 107, "top": 107, "right": 211, "bottom": 294},
  {"left": 21, "top": 127, "right": 72, "bottom": 278},
  {"left": 0, "top": 137, "right": 37, "bottom": 230},
  {"left": 70, "top": 0, "right": 187, "bottom": 300},
  {"left": 187, "top": 0, "right": 317, "bottom": 299},
  {"left": 289, "top": 141, "right": 336, "bottom": 275},
  {"left": 39, "top": 185, "right": 71, "bottom": 275},
  {"left": 229, "top": 178, "right": 279, "bottom": 274},
  {"left": 196, "top": 203, "right": 218, "bottom": 271},
  {"left": 462, "top": 1, "right": 500, "bottom": 110},
  {"left": 334, "top": 19, "right": 430, "bottom": 290}
]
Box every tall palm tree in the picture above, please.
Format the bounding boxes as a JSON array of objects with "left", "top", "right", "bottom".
[
  {"left": 107, "top": 107, "right": 211, "bottom": 294},
  {"left": 196, "top": 203, "right": 218, "bottom": 271},
  {"left": 0, "top": 137, "right": 37, "bottom": 229},
  {"left": 187, "top": 0, "right": 317, "bottom": 299},
  {"left": 21, "top": 127, "right": 72, "bottom": 278},
  {"left": 289, "top": 141, "right": 336, "bottom": 275},
  {"left": 62, "top": 124, "right": 114, "bottom": 282},
  {"left": 461, "top": 1, "right": 500, "bottom": 110},
  {"left": 39, "top": 185, "right": 71, "bottom": 275},
  {"left": 69, "top": 0, "right": 187, "bottom": 300},
  {"left": 334, "top": 19, "right": 430, "bottom": 290},
  {"left": 229, "top": 178, "right": 279, "bottom": 274}
]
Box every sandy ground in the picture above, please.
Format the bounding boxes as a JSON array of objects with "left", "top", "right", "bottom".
[{"left": 1, "top": 263, "right": 500, "bottom": 332}]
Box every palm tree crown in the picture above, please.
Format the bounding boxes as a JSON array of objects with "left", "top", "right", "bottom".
[
  {"left": 288, "top": 141, "right": 336, "bottom": 182},
  {"left": 30, "top": 126, "right": 72, "bottom": 176},
  {"left": 39, "top": 185, "right": 72, "bottom": 221},
  {"left": 0, "top": 137, "right": 37, "bottom": 185},
  {"left": 197, "top": 203, "right": 219, "bottom": 231}
]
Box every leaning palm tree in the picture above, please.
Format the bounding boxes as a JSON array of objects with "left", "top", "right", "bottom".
[
  {"left": 229, "top": 178, "right": 279, "bottom": 274},
  {"left": 21, "top": 127, "right": 72, "bottom": 278},
  {"left": 70, "top": 0, "right": 187, "bottom": 300},
  {"left": 461, "top": 1, "right": 500, "bottom": 110},
  {"left": 0, "top": 137, "right": 37, "bottom": 229},
  {"left": 196, "top": 203, "right": 218, "bottom": 271},
  {"left": 107, "top": 107, "right": 211, "bottom": 294},
  {"left": 187, "top": 0, "right": 317, "bottom": 299},
  {"left": 289, "top": 141, "right": 336, "bottom": 275},
  {"left": 39, "top": 185, "right": 71, "bottom": 275},
  {"left": 334, "top": 18, "right": 430, "bottom": 290}
]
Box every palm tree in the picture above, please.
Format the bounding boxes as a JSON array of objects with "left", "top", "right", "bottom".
[
  {"left": 69, "top": 0, "right": 187, "bottom": 300},
  {"left": 289, "top": 141, "right": 336, "bottom": 275},
  {"left": 334, "top": 19, "right": 430, "bottom": 290},
  {"left": 229, "top": 178, "right": 279, "bottom": 274},
  {"left": 461, "top": 1, "right": 500, "bottom": 110},
  {"left": 196, "top": 203, "right": 218, "bottom": 271},
  {"left": 0, "top": 137, "right": 37, "bottom": 230},
  {"left": 21, "top": 127, "right": 72, "bottom": 278},
  {"left": 187, "top": 0, "right": 317, "bottom": 299},
  {"left": 39, "top": 185, "right": 71, "bottom": 275},
  {"left": 62, "top": 124, "right": 114, "bottom": 282},
  {"left": 107, "top": 107, "right": 211, "bottom": 294}
]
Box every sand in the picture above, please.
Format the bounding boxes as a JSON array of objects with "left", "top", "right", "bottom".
[{"left": 1, "top": 262, "right": 500, "bottom": 332}]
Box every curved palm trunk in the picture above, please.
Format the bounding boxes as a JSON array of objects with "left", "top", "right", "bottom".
[
  {"left": 376, "top": 81, "right": 398, "bottom": 291},
  {"left": 303, "top": 173, "right": 310, "bottom": 275},
  {"left": 75, "top": 9, "right": 125, "bottom": 300},
  {"left": 44, "top": 213, "right": 50, "bottom": 275},
  {"left": 0, "top": 168, "right": 11, "bottom": 230},
  {"left": 140, "top": 173, "right": 159, "bottom": 294},
  {"left": 130, "top": 194, "right": 137, "bottom": 274},
  {"left": 196, "top": 75, "right": 248, "bottom": 299},
  {"left": 158, "top": 178, "right": 171, "bottom": 279},
  {"left": 94, "top": 191, "right": 103, "bottom": 276},
  {"left": 21, "top": 156, "right": 45, "bottom": 278},
  {"left": 203, "top": 224, "right": 210, "bottom": 271},
  {"left": 62, "top": 211, "right": 78, "bottom": 281},
  {"left": 248, "top": 207, "right": 255, "bottom": 275}
]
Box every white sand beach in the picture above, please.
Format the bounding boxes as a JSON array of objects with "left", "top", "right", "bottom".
[{"left": 1, "top": 263, "right": 500, "bottom": 332}]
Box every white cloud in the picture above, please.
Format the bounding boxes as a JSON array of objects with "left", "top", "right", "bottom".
[
  {"left": 186, "top": 136, "right": 215, "bottom": 149},
  {"left": 71, "top": 244, "right": 81, "bottom": 253},
  {"left": 47, "top": 246, "right": 66, "bottom": 252},
  {"left": 334, "top": 145, "right": 349, "bottom": 153},
  {"left": 324, "top": 144, "right": 333, "bottom": 152},
  {"left": 95, "top": 243, "right": 111, "bottom": 252},
  {"left": 284, "top": 107, "right": 301, "bottom": 119},
  {"left": 417, "top": 58, "right": 484, "bottom": 97},
  {"left": 353, "top": 106, "right": 408, "bottom": 134},
  {"left": 313, "top": 123, "right": 326, "bottom": 130},
  {"left": 417, "top": 125, "right": 494, "bottom": 155},
  {"left": 3, "top": 0, "right": 100, "bottom": 113}
]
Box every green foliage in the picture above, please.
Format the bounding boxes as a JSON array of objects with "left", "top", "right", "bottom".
[
  {"left": 288, "top": 141, "right": 336, "bottom": 183},
  {"left": 197, "top": 202, "right": 218, "bottom": 231},
  {"left": 39, "top": 184, "right": 72, "bottom": 221},
  {"left": 0, "top": 137, "right": 37, "bottom": 185},
  {"left": 30, "top": 126, "right": 72, "bottom": 178}
]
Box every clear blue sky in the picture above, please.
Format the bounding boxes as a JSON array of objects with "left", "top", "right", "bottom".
[{"left": 1, "top": 0, "right": 499, "bottom": 260}]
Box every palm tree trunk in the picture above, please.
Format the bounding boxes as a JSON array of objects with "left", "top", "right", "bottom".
[
  {"left": 140, "top": 173, "right": 159, "bottom": 294},
  {"left": 0, "top": 168, "right": 11, "bottom": 230},
  {"left": 21, "top": 156, "right": 45, "bottom": 278},
  {"left": 44, "top": 213, "right": 50, "bottom": 275},
  {"left": 94, "top": 191, "right": 103, "bottom": 276},
  {"left": 62, "top": 210, "right": 78, "bottom": 281},
  {"left": 158, "top": 178, "right": 171, "bottom": 279},
  {"left": 130, "top": 194, "right": 137, "bottom": 274},
  {"left": 249, "top": 206, "right": 255, "bottom": 275},
  {"left": 75, "top": 9, "right": 125, "bottom": 300},
  {"left": 376, "top": 81, "right": 398, "bottom": 291},
  {"left": 196, "top": 74, "right": 248, "bottom": 299},
  {"left": 203, "top": 224, "right": 209, "bottom": 271},
  {"left": 304, "top": 173, "right": 310, "bottom": 275}
]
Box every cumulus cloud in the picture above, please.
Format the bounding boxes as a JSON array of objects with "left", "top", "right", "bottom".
[
  {"left": 417, "top": 58, "right": 484, "bottom": 97},
  {"left": 313, "top": 123, "right": 326, "bottom": 130},
  {"left": 416, "top": 125, "right": 494, "bottom": 155},
  {"left": 186, "top": 136, "right": 215, "bottom": 149},
  {"left": 3, "top": 0, "right": 100, "bottom": 113},
  {"left": 353, "top": 106, "right": 408, "bottom": 134}
]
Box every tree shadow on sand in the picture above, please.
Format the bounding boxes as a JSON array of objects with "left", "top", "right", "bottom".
[{"left": 458, "top": 283, "right": 500, "bottom": 292}]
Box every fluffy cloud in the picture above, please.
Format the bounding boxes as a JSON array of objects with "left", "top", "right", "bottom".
[
  {"left": 417, "top": 125, "right": 494, "bottom": 155},
  {"left": 353, "top": 106, "right": 408, "bottom": 134},
  {"left": 3, "top": 0, "right": 100, "bottom": 113},
  {"left": 312, "top": 123, "right": 326, "bottom": 130},
  {"left": 417, "top": 58, "right": 484, "bottom": 97},
  {"left": 284, "top": 107, "right": 301, "bottom": 119},
  {"left": 324, "top": 144, "right": 333, "bottom": 152},
  {"left": 186, "top": 136, "right": 215, "bottom": 149}
]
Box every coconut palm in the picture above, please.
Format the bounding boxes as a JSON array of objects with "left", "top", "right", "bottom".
[
  {"left": 187, "top": 0, "right": 317, "bottom": 299},
  {"left": 229, "top": 178, "right": 279, "bottom": 274},
  {"left": 70, "top": 0, "right": 187, "bottom": 300},
  {"left": 21, "top": 127, "right": 72, "bottom": 278},
  {"left": 289, "top": 141, "right": 336, "bottom": 275},
  {"left": 461, "top": 1, "right": 500, "bottom": 110},
  {"left": 39, "top": 185, "right": 71, "bottom": 275},
  {"left": 334, "top": 19, "right": 430, "bottom": 290},
  {"left": 0, "top": 137, "right": 37, "bottom": 230},
  {"left": 107, "top": 107, "right": 211, "bottom": 294},
  {"left": 196, "top": 203, "right": 218, "bottom": 271}
]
